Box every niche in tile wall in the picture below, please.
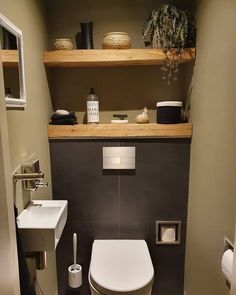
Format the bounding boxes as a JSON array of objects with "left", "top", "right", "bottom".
[{"left": 156, "top": 220, "right": 181, "bottom": 245}]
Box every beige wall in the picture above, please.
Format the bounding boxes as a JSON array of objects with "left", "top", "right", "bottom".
[
  {"left": 185, "top": 0, "right": 236, "bottom": 294},
  {"left": 0, "top": 42, "right": 20, "bottom": 295},
  {"left": 0, "top": 0, "right": 57, "bottom": 294},
  {"left": 45, "top": 0, "right": 193, "bottom": 122}
]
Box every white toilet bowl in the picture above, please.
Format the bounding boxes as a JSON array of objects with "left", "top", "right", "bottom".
[{"left": 89, "top": 240, "right": 154, "bottom": 295}]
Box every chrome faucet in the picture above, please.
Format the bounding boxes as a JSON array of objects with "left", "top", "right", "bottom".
[{"left": 13, "top": 159, "right": 48, "bottom": 191}]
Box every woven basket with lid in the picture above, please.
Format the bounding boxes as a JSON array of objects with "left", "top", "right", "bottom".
[{"left": 102, "top": 32, "right": 131, "bottom": 49}]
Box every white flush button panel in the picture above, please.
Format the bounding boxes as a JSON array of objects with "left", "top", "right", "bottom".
[{"left": 103, "top": 147, "right": 135, "bottom": 169}]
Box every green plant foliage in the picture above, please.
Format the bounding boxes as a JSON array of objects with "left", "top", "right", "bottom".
[
  {"left": 142, "top": 4, "right": 196, "bottom": 50},
  {"left": 142, "top": 4, "right": 196, "bottom": 84}
]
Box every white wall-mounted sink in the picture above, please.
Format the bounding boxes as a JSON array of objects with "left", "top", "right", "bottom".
[{"left": 17, "top": 200, "right": 68, "bottom": 252}]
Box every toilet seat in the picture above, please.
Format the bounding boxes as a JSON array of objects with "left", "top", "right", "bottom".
[{"left": 89, "top": 240, "right": 154, "bottom": 294}]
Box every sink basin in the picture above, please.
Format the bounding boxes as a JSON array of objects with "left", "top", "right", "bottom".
[{"left": 17, "top": 200, "right": 68, "bottom": 252}]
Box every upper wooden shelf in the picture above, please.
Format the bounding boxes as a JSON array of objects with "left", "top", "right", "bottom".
[
  {"left": 48, "top": 123, "right": 192, "bottom": 139},
  {"left": 1, "top": 50, "right": 18, "bottom": 67},
  {"left": 43, "top": 48, "right": 196, "bottom": 68}
]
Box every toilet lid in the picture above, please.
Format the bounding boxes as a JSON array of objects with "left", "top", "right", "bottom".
[{"left": 90, "top": 240, "right": 154, "bottom": 293}]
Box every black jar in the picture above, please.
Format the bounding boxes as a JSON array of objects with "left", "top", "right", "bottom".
[
  {"left": 80, "top": 22, "right": 94, "bottom": 49},
  {"left": 156, "top": 101, "right": 182, "bottom": 124}
]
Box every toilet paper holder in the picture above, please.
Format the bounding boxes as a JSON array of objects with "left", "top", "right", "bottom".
[
  {"left": 224, "top": 237, "right": 234, "bottom": 252},
  {"left": 223, "top": 237, "right": 234, "bottom": 289},
  {"left": 156, "top": 221, "right": 181, "bottom": 245}
]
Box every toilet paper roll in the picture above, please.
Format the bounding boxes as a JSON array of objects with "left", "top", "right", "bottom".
[
  {"left": 161, "top": 225, "right": 176, "bottom": 242},
  {"left": 221, "top": 249, "right": 234, "bottom": 283}
]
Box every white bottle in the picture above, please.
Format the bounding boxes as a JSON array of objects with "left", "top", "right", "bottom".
[{"left": 86, "top": 88, "right": 99, "bottom": 124}]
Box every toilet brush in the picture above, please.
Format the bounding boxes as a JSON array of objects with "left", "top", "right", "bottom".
[{"left": 68, "top": 233, "right": 82, "bottom": 288}]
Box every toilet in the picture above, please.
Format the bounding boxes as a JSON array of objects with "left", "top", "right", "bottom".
[{"left": 89, "top": 240, "right": 154, "bottom": 295}]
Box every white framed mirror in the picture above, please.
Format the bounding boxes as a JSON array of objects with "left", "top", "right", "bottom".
[{"left": 0, "top": 13, "right": 26, "bottom": 108}]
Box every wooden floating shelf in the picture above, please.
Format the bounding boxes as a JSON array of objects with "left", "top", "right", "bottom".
[
  {"left": 1, "top": 50, "right": 18, "bottom": 67},
  {"left": 48, "top": 123, "right": 192, "bottom": 139},
  {"left": 43, "top": 48, "right": 196, "bottom": 68}
]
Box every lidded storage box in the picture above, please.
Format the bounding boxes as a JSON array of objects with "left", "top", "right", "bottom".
[{"left": 156, "top": 101, "right": 182, "bottom": 124}]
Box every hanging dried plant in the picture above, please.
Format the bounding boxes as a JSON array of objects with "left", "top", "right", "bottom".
[{"left": 142, "top": 4, "right": 196, "bottom": 84}]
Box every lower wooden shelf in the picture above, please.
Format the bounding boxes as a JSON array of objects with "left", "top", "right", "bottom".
[{"left": 48, "top": 123, "right": 192, "bottom": 139}]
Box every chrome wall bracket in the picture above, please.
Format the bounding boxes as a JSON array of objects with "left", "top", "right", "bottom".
[{"left": 13, "top": 159, "right": 48, "bottom": 191}]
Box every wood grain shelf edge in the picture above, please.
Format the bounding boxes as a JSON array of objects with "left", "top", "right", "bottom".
[
  {"left": 43, "top": 48, "right": 196, "bottom": 68},
  {"left": 48, "top": 123, "right": 193, "bottom": 139}
]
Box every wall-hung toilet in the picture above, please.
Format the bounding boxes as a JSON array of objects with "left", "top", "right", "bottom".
[{"left": 89, "top": 240, "right": 154, "bottom": 295}]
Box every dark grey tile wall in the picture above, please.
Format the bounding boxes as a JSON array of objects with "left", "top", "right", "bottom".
[{"left": 49, "top": 139, "right": 190, "bottom": 295}]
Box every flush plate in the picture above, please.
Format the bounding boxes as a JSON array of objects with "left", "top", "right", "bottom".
[{"left": 103, "top": 147, "right": 135, "bottom": 169}]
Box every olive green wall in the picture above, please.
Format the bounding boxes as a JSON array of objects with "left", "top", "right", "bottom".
[
  {"left": 45, "top": 0, "right": 193, "bottom": 123},
  {"left": 0, "top": 0, "right": 57, "bottom": 294},
  {"left": 185, "top": 0, "right": 236, "bottom": 294}
]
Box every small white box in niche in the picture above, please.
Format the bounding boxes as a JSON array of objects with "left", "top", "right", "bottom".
[{"left": 156, "top": 221, "right": 181, "bottom": 245}]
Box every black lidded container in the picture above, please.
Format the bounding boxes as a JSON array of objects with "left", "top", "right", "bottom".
[{"left": 156, "top": 101, "right": 183, "bottom": 124}]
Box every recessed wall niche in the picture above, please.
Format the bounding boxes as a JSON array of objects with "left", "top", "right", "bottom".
[{"left": 44, "top": 0, "right": 194, "bottom": 119}]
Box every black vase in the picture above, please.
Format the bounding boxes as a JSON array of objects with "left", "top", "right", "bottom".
[
  {"left": 75, "top": 32, "right": 82, "bottom": 49},
  {"left": 80, "top": 22, "right": 94, "bottom": 49},
  {"left": 2, "top": 27, "right": 17, "bottom": 49}
]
